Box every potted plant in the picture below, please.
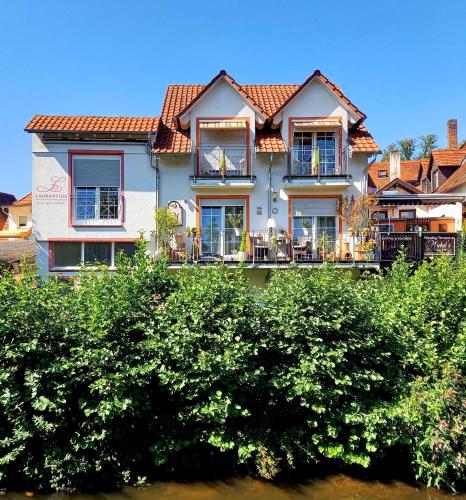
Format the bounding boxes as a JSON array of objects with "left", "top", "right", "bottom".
[
  {"left": 154, "top": 207, "right": 180, "bottom": 258},
  {"left": 219, "top": 150, "right": 227, "bottom": 176},
  {"left": 227, "top": 212, "right": 243, "bottom": 237},
  {"left": 238, "top": 229, "right": 247, "bottom": 261},
  {"left": 302, "top": 219, "right": 312, "bottom": 236}
]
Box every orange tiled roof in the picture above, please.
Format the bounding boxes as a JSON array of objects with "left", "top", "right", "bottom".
[
  {"left": 348, "top": 124, "right": 380, "bottom": 153},
  {"left": 13, "top": 192, "right": 32, "bottom": 206},
  {"left": 431, "top": 148, "right": 466, "bottom": 167},
  {"left": 153, "top": 71, "right": 376, "bottom": 154},
  {"left": 368, "top": 159, "right": 423, "bottom": 191},
  {"left": 437, "top": 162, "right": 466, "bottom": 192},
  {"left": 25, "top": 115, "right": 160, "bottom": 134},
  {"left": 255, "top": 129, "right": 287, "bottom": 153}
]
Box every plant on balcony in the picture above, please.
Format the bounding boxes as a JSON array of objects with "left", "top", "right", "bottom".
[
  {"left": 219, "top": 150, "right": 227, "bottom": 176},
  {"left": 302, "top": 218, "right": 312, "bottom": 236},
  {"left": 154, "top": 207, "right": 180, "bottom": 256},
  {"left": 227, "top": 212, "right": 244, "bottom": 236},
  {"left": 238, "top": 229, "right": 248, "bottom": 260}
]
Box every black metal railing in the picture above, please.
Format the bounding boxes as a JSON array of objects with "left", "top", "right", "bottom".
[
  {"left": 288, "top": 146, "right": 350, "bottom": 179},
  {"left": 195, "top": 145, "right": 252, "bottom": 178}
]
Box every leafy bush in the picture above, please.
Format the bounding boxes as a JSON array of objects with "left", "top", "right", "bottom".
[
  {"left": 255, "top": 264, "right": 402, "bottom": 473},
  {"left": 0, "top": 251, "right": 465, "bottom": 492}
]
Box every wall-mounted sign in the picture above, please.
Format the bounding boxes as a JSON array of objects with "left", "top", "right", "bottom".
[
  {"left": 168, "top": 201, "right": 183, "bottom": 225},
  {"left": 34, "top": 176, "right": 68, "bottom": 204},
  {"left": 423, "top": 234, "right": 456, "bottom": 256}
]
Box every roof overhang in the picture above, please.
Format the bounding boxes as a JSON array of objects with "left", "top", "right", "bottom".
[{"left": 377, "top": 193, "right": 465, "bottom": 206}]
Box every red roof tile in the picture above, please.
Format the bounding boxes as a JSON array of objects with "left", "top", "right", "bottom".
[
  {"left": 25, "top": 115, "right": 159, "bottom": 133},
  {"left": 255, "top": 129, "right": 287, "bottom": 153},
  {"left": 153, "top": 72, "right": 376, "bottom": 154},
  {"left": 431, "top": 149, "right": 466, "bottom": 167},
  {"left": 13, "top": 192, "right": 32, "bottom": 206},
  {"left": 348, "top": 124, "right": 380, "bottom": 154},
  {"left": 368, "top": 160, "right": 423, "bottom": 191}
]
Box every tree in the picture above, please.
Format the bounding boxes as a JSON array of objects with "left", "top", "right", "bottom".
[
  {"left": 381, "top": 143, "right": 397, "bottom": 162},
  {"left": 398, "top": 138, "right": 417, "bottom": 160},
  {"left": 417, "top": 134, "right": 438, "bottom": 159}
]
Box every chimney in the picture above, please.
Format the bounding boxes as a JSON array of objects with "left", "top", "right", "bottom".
[
  {"left": 447, "top": 119, "right": 458, "bottom": 149},
  {"left": 389, "top": 150, "right": 401, "bottom": 181}
]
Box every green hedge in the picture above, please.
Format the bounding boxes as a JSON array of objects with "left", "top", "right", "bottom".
[{"left": 0, "top": 249, "right": 464, "bottom": 492}]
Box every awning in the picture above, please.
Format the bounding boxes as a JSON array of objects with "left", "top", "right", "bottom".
[
  {"left": 293, "top": 119, "right": 341, "bottom": 129},
  {"left": 0, "top": 228, "right": 32, "bottom": 240},
  {"left": 199, "top": 120, "right": 247, "bottom": 130}
]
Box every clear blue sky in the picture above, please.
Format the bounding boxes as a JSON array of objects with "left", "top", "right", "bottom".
[{"left": 1, "top": 0, "right": 465, "bottom": 196}]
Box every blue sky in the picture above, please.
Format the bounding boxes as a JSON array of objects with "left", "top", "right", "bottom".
[{"left": 1, "top": 0, "right": 465, "bottom": 196}]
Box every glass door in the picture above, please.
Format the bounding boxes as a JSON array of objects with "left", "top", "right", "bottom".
[
  {"left": 201, "top": 206, "right": 222, "bottom": 257},
  {"left": 201, "top": 205, "right": 244, "bottom": 258}
]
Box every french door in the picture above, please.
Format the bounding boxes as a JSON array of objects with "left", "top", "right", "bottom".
[{"left": 201, "top": 205, "right": 244, "bottom": 258}]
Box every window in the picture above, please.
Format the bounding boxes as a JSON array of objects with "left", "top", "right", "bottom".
[
  {"left": 399, "top": 209, "right": 416, "bottom": 219},
  {"left": 84, "top": 242, "right": 112, "bottom": 265},
  {"left": 378, "top": 223, "right": 394, "bottom": 233},
  {"left": 52, "top": 241, "right": 136, "bottom": 269},
  {"left": 53, "top": 242, "right": 81, "bottom": 268},
  {"left": 18, "top": 215, "right": 28, "bottom": 227},
  {"left": 72, "top": 155, "right": 121, "bottom": 221},
  {"left": 373, "top": 210, "right": 388, "bottom": 220},
  {"left": 292, "top": 130, "right": 337, "bottom": 175},
  {"left": 378, "top": 169, "right": 388, "bottom": 178},
  {"left": 114, "top": 242, "right": 137, "bottom": 259}
]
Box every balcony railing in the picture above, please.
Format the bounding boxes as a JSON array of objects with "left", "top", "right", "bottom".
[
  {"left": 72, "top": 192, "right": 122, "bottom": 223},
  {"left": 288, "top": 146, "right": 349, "bottom": 178},
  {"left": 195, "top": 145, "right": 252, "bottom": 178}
]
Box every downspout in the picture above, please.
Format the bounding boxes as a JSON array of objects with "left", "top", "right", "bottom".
[
  {"left": 0, "top": 206, "right": 15, "bottom": 227},
  {"left": 147, "top": 134, "right": 160, "bottom": 249}
]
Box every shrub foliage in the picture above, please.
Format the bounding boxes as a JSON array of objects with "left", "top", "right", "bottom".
[{"left": 0, "top": 249, "right": 465, "bottom": 492}]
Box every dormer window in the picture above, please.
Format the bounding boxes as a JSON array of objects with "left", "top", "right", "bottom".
[
  {"left": 432, "top": 170, "right": 439, "bottom": 190},
  {"left": 378, "top": 169, "right": 388, "bottom": 178}
]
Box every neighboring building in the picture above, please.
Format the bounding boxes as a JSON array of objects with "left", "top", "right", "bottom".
[
  {"left": 0, "top": 192, "right": 33, "bottom": 240},
  {"left": 25, "top": 69, "right": 381, "bottom": 275},
  {"left": 368, "top": 120, "right": 466, "bottom": 233},
  {"left": 0, "top": 192, "right": 16, "bottom": 230},
  {"left": 0, "top": 240, "right": 36, "bottom": 276}
]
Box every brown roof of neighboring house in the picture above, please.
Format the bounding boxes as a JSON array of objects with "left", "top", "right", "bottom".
[
  {"left": 431, "top": 148, "right": 466, "bottom": 167},
  {"left": 0, "top": 240, "right": 35, "bottom": 262},
  {"left": 436, "top": 162, "right": 466, "bottom": 192},
  {"left": 376, "top": 177, "right": 423, "bottom": 194},
  {"left": 25, "top": 115, "right": 160, "bottom": 134},
  {"left": 153, "top": 71, "right": 378, "bottom": 154},
  {"left": 368, "top": 159, "right": 423, "bottom": 191},
  {"left": 0, "top": 192, "right": 16, "bottom": 206},
  {"left": 13, "top": 192, "right": 32, "bottom": 206}
]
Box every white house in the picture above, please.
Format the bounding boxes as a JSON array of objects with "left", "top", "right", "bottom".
[{"left": 25, "top": 70, "right": 381, "bottom": 276}]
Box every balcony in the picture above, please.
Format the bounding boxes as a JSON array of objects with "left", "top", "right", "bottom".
[
  {"left": 190, "top": 145, "right": 255, "bottom": 189},
  {"left": 71, "top": 190, "right": 122, "bottom": 226},
  {"left": 284, "top": 146, "right": 350, "bottom": 189}
]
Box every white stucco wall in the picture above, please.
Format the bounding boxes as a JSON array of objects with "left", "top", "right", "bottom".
[
  {"left": 8, "top": 205, "right": 32, "bottom": 231},
  {"left": 32, "top": 134, "right": 156, "bottom": 273}
]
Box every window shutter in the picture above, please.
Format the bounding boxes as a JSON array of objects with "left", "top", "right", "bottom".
[
  {"left": 292, "top": 198, "right": 337, "bottom": 217},
  {"left": 73, "top": 159, "right": 120, "bottom": 187}
]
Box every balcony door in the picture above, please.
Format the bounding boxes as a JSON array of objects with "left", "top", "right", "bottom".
[
  {"left": 292, "top": 130, "right": 337, "bottom": 175},
  {"left": 200, "top": 200, "right": 244, "bottom": 258}
]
